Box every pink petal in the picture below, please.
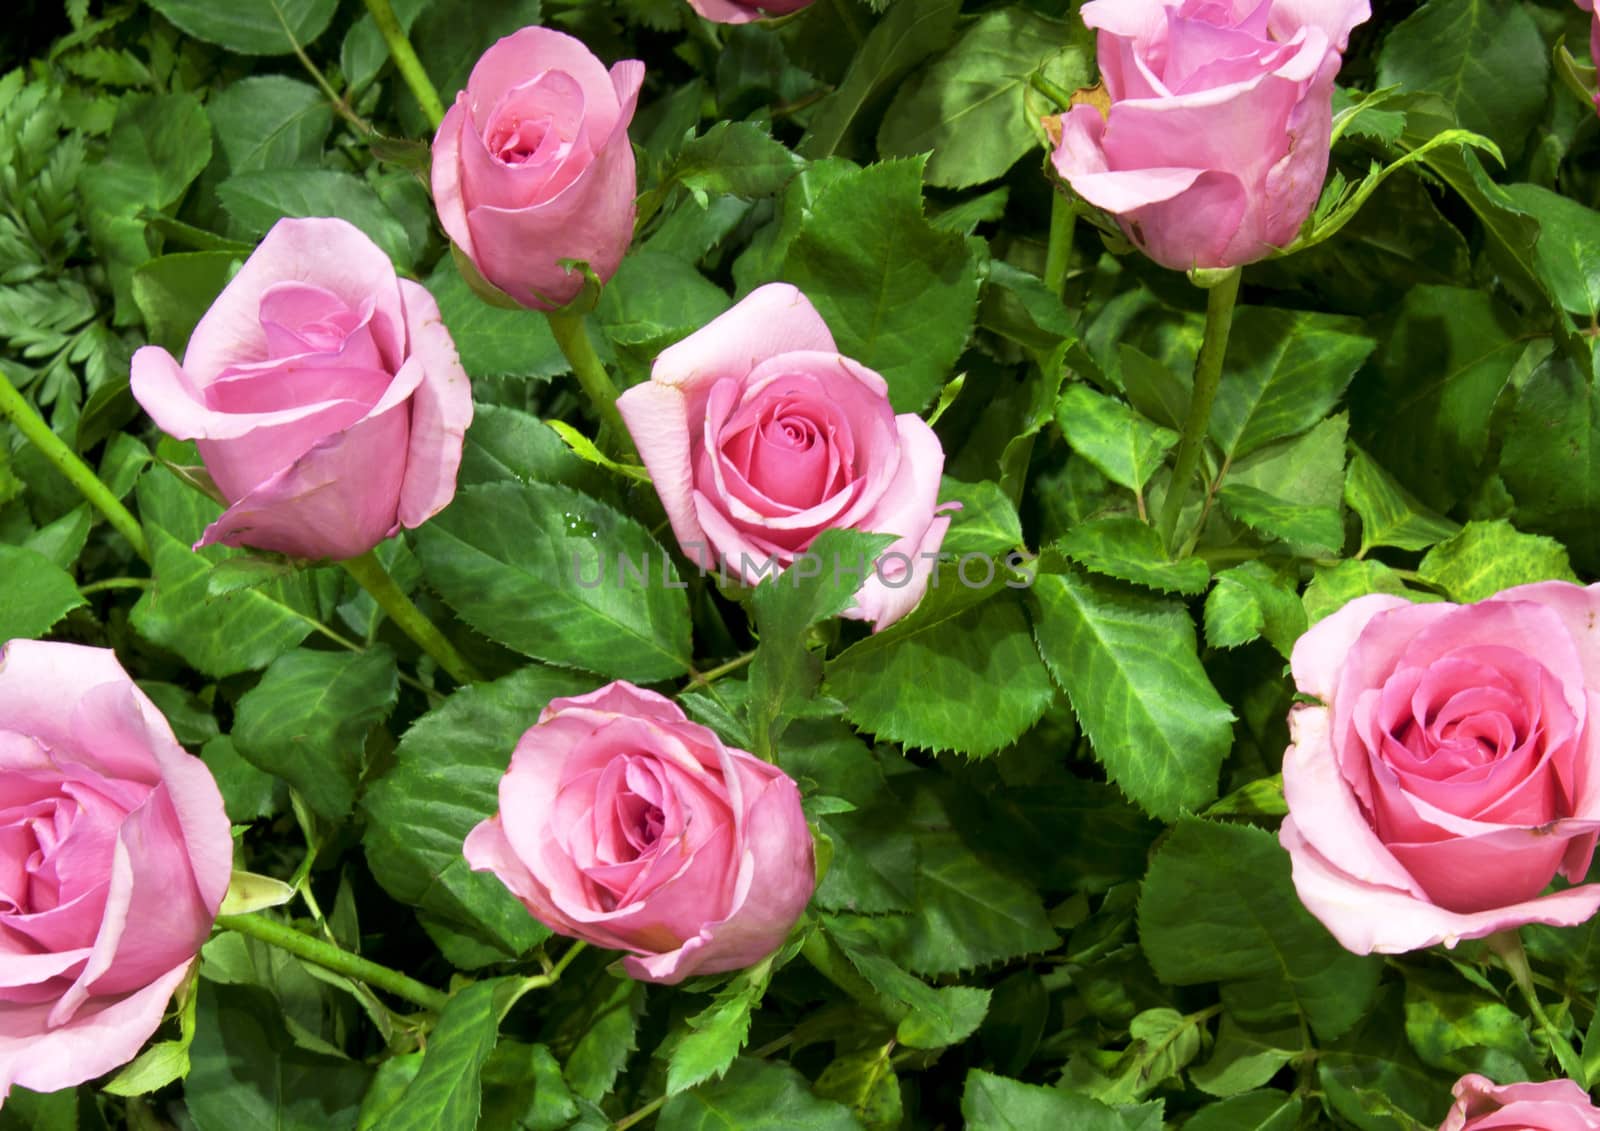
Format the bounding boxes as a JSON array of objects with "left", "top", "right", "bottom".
[
  {"left": 394, "top": 279, "right": 473, "bottom": 529},
  {"left": 616, "top": 381, "right": 713, "bottom": 572}
]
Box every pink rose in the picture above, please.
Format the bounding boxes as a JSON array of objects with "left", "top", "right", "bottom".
[
  {"left": 0, "top": 640, "right": 231, "bottom": 1102},
  {"left": 615, "top": 284, "right": 952, "bottom": 630},
  {"left": 129, "top": 217, "right": 472, "bottom": 561},
  {"left": 1279, "top": 583, "right": 1600, "bottom": 955},
  {"left": 687, "top": 0, "right": 813, "bottom": 23},
  {"left": 431, "top": 27, "right": 644, "bottom": 310},
  {"left": 1440, "top": 1074, "right": 1600, "bottom": 1130},
  {"left": 1578, "top": 0, "right": 1600, "bottom": 114},
  {"left": 1052, "top": 0, "right": 1371, "bottom": 271},
  {"left": 464, "top": 681, "right": 814, "bottom": 984}
]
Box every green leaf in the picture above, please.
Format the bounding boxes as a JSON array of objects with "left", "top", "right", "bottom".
[
  {"left": 456, "top": 405, "right": 595, "bottom": 491},
  {"left": 877, "top": 9, "right": 1087, "bottom": 189},
  {"left": 658, "top": 1058, "right": 864, "bottom": 1131},
  {"left": 1358, "top": 284, "right": 1523, "bottom": 511},
  {"left": 782, "top": 157, "right": 980, "bottom": 412},
  {"left": 1503, "top": 184, "right": 1600, "bottom": 319},
  {"left": 1499, "top": 345, "right": 1600, "bottom": 573},
  {"left": 481, "top": 1041, "right": 579, "bottom": 1131},
  {"left": 186, "top": 982, "right": 371, "bottom": 1131},
  {"left": 201, "top": 736, "right": 285, "bottom": 824},
  {"left": 130, "top": 467, "right": 319, "bottom": 678},
  {"left": 1056, "top": 517, "right": 1211, "bottom": 595},
  {"left": 671, "top": 121, "right": 804, "bottom": 200},
  {"left": 595, "top": 251, "right": 731, "bottom": 353},
  {"left": 131, "top": 251, "right": 240, "bottom": 354},
  {"left": 800, "top": 0, "right": 961, "bottom": 159},
  {"left": 1344, "top": 445, "right": 1460, "bottom": 554},
  {"left": 813, "top": 1044, "right": 902, "bottom": 1130},
  {"left": 145, "top": 0, "right": 339, "bottom": 54},
  {"left": 748, "top": 529, "right": 895, "bottom": 758},
  {"left": 208, "top": 76, "right": 334, "bottom": 173},
  {"left": 1030, "top": 570, "right": 1233, "bottom": 820},
  {"left": 961, "top": 1070, "right": 1162, "bottom": 1131},
  {"left": 938, "top": 477, "right": 1023, "bottom": 558},
  {"left": 1190, "top": 1017, "right": 1301, "bottom": 1098},
  {"left": 1375, "top": 0, "right": 1549, "bottom": 155},
  {"left": 1056, "top": 385, "right": 1178, "bottom": 493},
  {"left": 380, "top": 979, "right": 514, "bottom": 1131},
  {"left": 362, "top": 666, "right": 595, "bottom": 956},
  {"left": 1418, "top": 519, "right": 1578, "bottom": 602},
  {"left": 1204, "top": 562, "right": 1306, "bottom": 657},
  {"left": 0, "top": 1086, "right": 79, "bottom": 1131},
  {"left": 666, "top": 960, "right": 774, "bottom": 1096},
  {"left": 1138, "top": 818, "right": 1383, "bottom": 1040},
  {"left": 341, "top": 0, "right": 431, "bottom": 96},
  {"left": 0, "top": 544, "right": 84, "bottom": 640},
  {"left": 426, "top": 259, "right": 567, "bottom": 381},
  {"left": 1218, "top": 484, "right": 1344, "bottom": 556},
  {"left": 232, "top": 646, "right": 399, "bottom": 821},
  {"left": 217, "top": 170, "right": 413, "bottom": 268},
  {"left": 1303, "top": 558, "right": 1420, "bottom": 625},
  {"left": 824, "top": 583, "right": 1054, "bottom": 757},
  {"left": 1063, "top": 1006, "right": 1207, "bottom": 1104},
  {"left": 828, "top": 922, "right": 989, "bottom": 1047},
  {"left": 1184, "top": 1091, "right": 1301, "bottom": 1131},
  {"left": 1403, "top": 967, "right": 1541, "bottom": 1079},
  {"left": 1318, "top": 985, "right": 1455, "bottom": 1131},
  {"left": 547, "top": 963, "right": 646, "bottom": 1102},
  {"left": 1208, "top": 308, "right": 1374, "bottom": 460},
  {"left": 414, "top": 480, "right": 692, "bottom": 682}
]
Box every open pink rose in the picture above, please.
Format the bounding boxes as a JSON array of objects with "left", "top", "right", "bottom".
[
  {"left": 464, "top": 681, "right": 814, "bottom": 984},
  {"left": 0, "top": 640, "right": 231, "bottom": 1103},
  {"left": 615, "top": 284, "right": 952, "bottom": 630},
  {"left": 130, "top": 217, "right": 472, "bottom": 561},
  {"left": 1279, "top": 583, "right": 1600, "bottom": 955},
  {"left": 1441, "top": 1074, "right": 1600, "bottom": 1130},
  {"left": 1052, "top": 0, "right": 1371, "bottom": 271},
  {"left": 431, "top": 27, "right": 644, "bottom": 310},
  {"left": 687, "top": 0, "right": 813, "bottom": 23}
]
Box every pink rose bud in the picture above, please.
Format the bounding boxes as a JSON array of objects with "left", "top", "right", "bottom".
[
  {"left": 687, "top": 0, "right": 814, "bottom": 23},
  {"left": 1579, "top": 0, "right": 1600, "bottom": 114},
  {"left": 464, "top": 681, "right": 815, "bottom": 984},
  {"left": 615, "top": 284, "right": 953, "bottom": 631},
  {"left": 0, "top": 640, "right": 232, "bottom": 1102},
  {"left": 129, "top": 217, "right": 473, "bottom": 561},
  {"left": 431, "top": 27, "right": 645, "bottom": 310},
  {"left": 1052, "top": 0, "right": 1372, "bottom": 271},
  {"left": 1279, "top": 583, "right": 1600, "bottom": 955},
  {"left": 1440, "top": 1074, "right": 1600, "bottom": 1130}
]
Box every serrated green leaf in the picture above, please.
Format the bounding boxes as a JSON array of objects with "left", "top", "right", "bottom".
[
  {"left": 208, "top": 76, "right": 333, "bottom": 173},
  {"left": 1030, "top": 570, "right": 1233, "bottom": 819},
  {"left": 1057, "top": 517, "right": 1210, "bottom": 595},
  {"left": 363, "top": 666, "right": 594, "bottom": 956},
  {"left": 595, "top": 251, "right": 731, "bottom": 352},
  {"left": 1056, "top": 384, "right": 1177, "bottom": 494},
  {"left": 1344, "top": 445, "right": 1460, "bottom": 554},
  {"left": 782, "top": 158, "right": 980, "bottom": 412},
  {"left": 877, "top": 9, "right": 1086, "bottom": 189},
  {"left": 380, "top": 979, "right": 514, "bottom": 1131},
  {"left": 659, "top": 1058, "right": 864, "bottom": 1131},
  {"left": 813, "top": 1044, "right": 902, "bottom": 1131},
  {"left": 1417, "top": 519, "right": 1577, "bottom": 603},
  {"left": 1403, "top": 967, "right": 1541, "bottom": 1079},
  {"left": 824, "top": 582, "right": 1053, "bottom": 756},
  {"left": 1208, "top": 308, "right": 1374, "bottom": 460},
  {"left": 1184, "top": 1090, "right": 1301, "bottom": 1131},
  {"left": 456, "top": 404, "right": 594, "bottom": 489},
  {"left": 232, "top": 646, "right": 399, "bottom": 821},
  {"left": 0, "top": 543, "right": 84, "bottom": 640},
  {"left": 145, "top": 0, "right": 338, "bottom": 54},
  {"left": 1204, "top": 561, "right": 1306, "bottom": 657},
  {"left": 962, "top": 1070, "right": 1162, "bottom": 1131},
  {"left": 1302, "top": 558, "right": 1421, "bottom": 625},
  {"left": 666, "top": 961, "right": 773, "bottom": 1096},
  {"left": 1190, "top": 1017, "right": 1301, "bottom": 1098},
  {"left": 131, "top": 251, "right": 240, "bottom": 355},
  {"left": 415, "top": 480, "right": 692, "bottom": 682},
  {"left": 1503, "top": 184, "right": 1600, "bottom": 319},
  {"left": 426, "top": 259, "right": 567, "bottom": 382},
  {"left": 480, "top": 1041, "right": 578, "bottom": 1131},
  {"left": 218, "top": 170, "right": 413, "bottom": 268},
  {"left": 671, "top": 121, "right": 803, "bottom": 199},
  {"left": 1218, "top": 484, "right": 1344, "bottom": 556},
  {"left": 1138, "top": 818, "right": 1383, "bottom": 1040},
  {"left": 1499, "top": 345, "right": 1600, "bottom": 573}
]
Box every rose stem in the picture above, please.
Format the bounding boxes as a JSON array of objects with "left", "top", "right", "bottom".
[
  {"left": 0, "top": 370, "right": 150, "bottom": 563},
  {"left": 215, "top": 911, "right": 450, "bottom": 1013},
  {"left": 1044, "top": 189, "right": 1078, "bottom": 301},
  {"left": 1155, "top": 265, "right": 1242, "bottom": 554},
  {"left": 1487, "top": 930, "right": 1584, "bottom": 1080},
  {"left": 362, "top": 0, "right": 445, "bottom": 130},
  {"left": 545, "top": 309, "right": 639, "bottom": 461},
  {"left": 340, "top": 549, "right": 482, "bottom": 685}
]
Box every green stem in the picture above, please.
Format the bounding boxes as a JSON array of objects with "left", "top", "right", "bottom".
[
  {"left": 614, "top": 1096, "right": 667, "bottom": 1131},
  {"left": 545, "top": 310, "right": 636, "bottom": 460},
  {"left": 1156, "top": 267, "right": 1242, "bottom": 553},
  {"left": 363, "top": 0, "right": 445, "bottom": 129},
  {"left": 691, "top": 651, "right": 756, "bottom": 688},
  {"left": 1489, "top": 930, "right": 1584, "bottom": 1080},
  {"left": 340, "top": 550, "right": 481, "bottom": 685},
  {"left": 800, "top": 929, "right": 907, "bottom": 1026},
  {"left": 1044, "top": 191, "right": 1077, "bottom": 301},
  {"left": 1029, "top": 71, "right": 1077, "bottom": 114},
  {"left": 79, "top": 577, "right": 151, "bottom": 595},
  {"left": 215, "top": 912, "right": 450, "bottom": 1012},
  {"left": 0, "top": 371, "right": 150, "bottom": 563}
]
